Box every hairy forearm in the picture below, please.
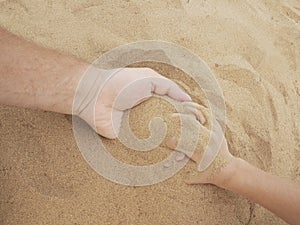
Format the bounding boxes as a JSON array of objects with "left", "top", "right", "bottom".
[
  {"left": 222, "top": 158, "right": 300, "bottom": 225},
  {"left": 0, "top": 27, "right": 88, "bottom": 114}
]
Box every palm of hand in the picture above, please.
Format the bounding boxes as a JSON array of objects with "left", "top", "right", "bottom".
[{"left": 92, "top": 67, "right": 191, "bottom": 139}]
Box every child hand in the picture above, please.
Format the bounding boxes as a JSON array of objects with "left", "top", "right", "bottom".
[{"left": 166, "top": 103, "right": 238, "bottom": 187}]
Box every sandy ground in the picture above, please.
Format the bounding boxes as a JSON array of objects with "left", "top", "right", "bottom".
[{"left": 1, "top": 0, "right": 300, "bottom": 224}]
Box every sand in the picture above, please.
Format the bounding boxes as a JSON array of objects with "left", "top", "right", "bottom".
[{"left": 0, "top": 0, "right": 300, "bottom": 224}]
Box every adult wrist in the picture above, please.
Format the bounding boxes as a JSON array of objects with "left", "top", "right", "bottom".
[
  {"left": 40, "top": 60, "right": 88, "bottom": 115},
  {"left": 72, "top": 66, "right": 119, "bottom": 131}
]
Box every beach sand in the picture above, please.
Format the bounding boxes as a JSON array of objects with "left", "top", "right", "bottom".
[{"left": 0, "top": 0, "right": 299, "bottom": 224}]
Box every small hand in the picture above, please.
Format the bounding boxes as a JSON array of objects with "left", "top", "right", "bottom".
[{"left": 166, "top": 104, "right": 237, "bottom": 187}]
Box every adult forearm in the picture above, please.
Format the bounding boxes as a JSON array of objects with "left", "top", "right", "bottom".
[
  {"left": 222, "top": 158, "right": 300, "bottom": 225},
  {"left": 0, "top": 27, "right": 88, "bottom": 114}
]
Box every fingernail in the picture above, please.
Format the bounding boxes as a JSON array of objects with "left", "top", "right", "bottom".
[
  {"left": 175, "top": 152, "right": 186, "bottom": 162},
  {"left": 182, "top": 93, "right": 192, "bottom": 101},
  {"left": 171, "top": 113, "right": 180, "bottom": 118},
  {"left": 163, "top": 161, "right": 173, "bottom": 168},
  {"left": 184, "top": 179, "right": 193, "bottom": 185}
]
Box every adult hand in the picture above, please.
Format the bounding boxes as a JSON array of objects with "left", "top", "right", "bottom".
[
  {"left": 74, "top": 67, "right": 191, "bottom": 139},
  {"left": 0, "top": 27, "right": 191, "bottom": 138}
]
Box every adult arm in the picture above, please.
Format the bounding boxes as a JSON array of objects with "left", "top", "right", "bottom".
[
  {"left": 0, "top": 27, "right": 191, "bottom": 138},
  {"left": 0, "top": 27, "right": 86, "bottom": 114}
]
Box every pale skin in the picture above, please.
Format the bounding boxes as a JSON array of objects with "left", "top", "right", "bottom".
[
  {"left": 1, "top": 27, "right": 300, "bottom": 225},
  {"left": 167, "top": 110, "right": 300, "bottom": 225},
  {"left": 0, "top": 27, "right": 191, "bottom": 138}
]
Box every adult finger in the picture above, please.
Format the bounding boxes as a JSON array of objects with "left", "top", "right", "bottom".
[{"left": 150, "top": 77, "right": 192, "bottom": 102}]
